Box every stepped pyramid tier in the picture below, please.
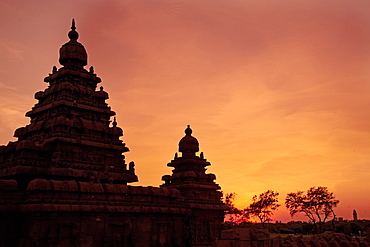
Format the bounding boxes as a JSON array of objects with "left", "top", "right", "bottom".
[{"left": 0, "top": 19, "right": 137, "bottom": 187}]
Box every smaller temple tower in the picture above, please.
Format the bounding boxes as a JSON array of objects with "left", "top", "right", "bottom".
[{"left": 162, "top": 125, "right": 226, "bottom": 247}]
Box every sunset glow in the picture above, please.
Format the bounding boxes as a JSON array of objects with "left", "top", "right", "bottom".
[{"left": 1, "top": 0, "right": 370, "bottom": 222}]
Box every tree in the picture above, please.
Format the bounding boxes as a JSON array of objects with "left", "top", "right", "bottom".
[
  {"left": 244, "top": 190, "right": 280, "bottom": 225},
  {"left": 285, "top": 186, "right": 339, "bottom": 233},
  {"left": 222, "top": 192, "right": 247, "bottom": 223}
]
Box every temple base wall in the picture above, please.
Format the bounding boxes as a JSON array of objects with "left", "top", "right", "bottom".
[{"left": 0, "top": 212, "right": 188, "bottom": 247}]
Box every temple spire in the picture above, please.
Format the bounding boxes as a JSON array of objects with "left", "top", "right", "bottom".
[
  {"left": 178, "top": 125, "right": 199, "bottom": 156},
  {"left": 68, "top": 18, "right": 79, "bottom": 41},
  {"left": 60, "top": 19, "right": 87, "bottom": 67},
  {"left": 71, "top": 18, "right": 76, "bottom": 30},
  {"left": 185, "top": 125, "right": 192, "bottom": 135}
]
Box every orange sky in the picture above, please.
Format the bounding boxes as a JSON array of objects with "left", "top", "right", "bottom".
[{"left": 1, "top": 0, "right": 370, "bottom": 222}]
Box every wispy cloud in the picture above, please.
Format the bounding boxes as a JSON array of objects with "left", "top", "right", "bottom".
[
  {"left": 0, "top": 40, "right": 24, "bottom": 61},
  {"left": 0, "top": 81, "right": 17, "bottom": 91}
]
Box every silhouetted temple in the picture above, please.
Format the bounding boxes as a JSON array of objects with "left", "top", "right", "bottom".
[{"left": 0, "top": 20, "right": 225, "bottom": 246}]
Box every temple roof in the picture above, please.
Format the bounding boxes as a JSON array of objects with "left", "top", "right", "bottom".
[
  {"left": 59, "top": 19, "right": 88, "bottom": 68},
  {"left": 178, "top": 125, "right": 199, "bottom": 154}
]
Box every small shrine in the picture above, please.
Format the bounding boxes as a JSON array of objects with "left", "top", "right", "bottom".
[{"left": 162, "top": 125, "right": 225, "bottom": 245}]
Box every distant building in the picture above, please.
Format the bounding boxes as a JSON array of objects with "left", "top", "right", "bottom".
[
  {"left": 0, "top": 20, "right": 225, "bottom": 247},
  {"left": 353, "top": 209, "right": 358, "bottom": 221}
]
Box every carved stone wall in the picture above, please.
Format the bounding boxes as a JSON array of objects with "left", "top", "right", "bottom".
[
  {"left": 0, "top": 179, "right": 189, "bottom": 247},
  {"left": 1, "top": 212, "right": 187, "bottom": 247}
]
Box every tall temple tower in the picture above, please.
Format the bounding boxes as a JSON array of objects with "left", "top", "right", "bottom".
[
  {"left": 162, "top": 125, "right": 225, "bottom": 246},
  {"left": 0, "top": 19, "right": 137, "bottom": 188}
]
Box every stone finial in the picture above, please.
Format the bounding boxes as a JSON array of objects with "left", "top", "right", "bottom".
[
  {"left": 179, "top": 125, "right": 199, "bottom": 154},
  {"left": 185, "top": 125, "right": 192, "bottom": 135},
  {"left": 59, "top": 19, "right": 87, "bottom": 67},
  {"left": 113, "top": 117, "right": 117, "bottom": 127},
  {"left": 71, "top": 18, "right": 76, "bottom": 30},
  {"left": 68, "top": 18, "right": 79, "bottom": 40},
  {"left": 129, "top": 161, "right": 135, "bottom": 172}
]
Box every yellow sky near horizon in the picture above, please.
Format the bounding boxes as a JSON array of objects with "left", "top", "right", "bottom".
[{"left": 1, "top": 0, "right": 370, "bottom": 222}]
